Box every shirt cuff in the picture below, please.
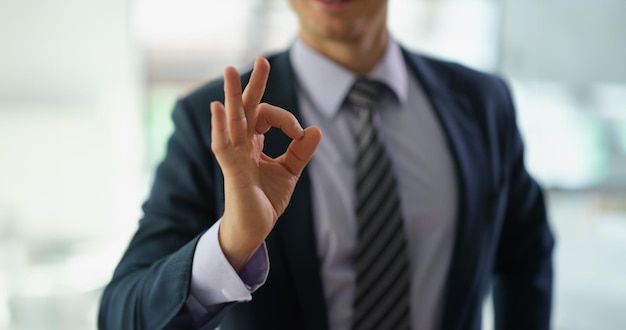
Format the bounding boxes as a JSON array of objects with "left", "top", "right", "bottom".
[{"left": 186, "top": 218, "right": 269, "bottom": 316}]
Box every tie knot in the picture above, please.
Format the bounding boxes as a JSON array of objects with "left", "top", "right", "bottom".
[{"left": 345, "top": 78, "right": 385, "bottom": 110}]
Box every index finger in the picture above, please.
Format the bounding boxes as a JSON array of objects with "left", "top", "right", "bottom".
[
  {"left": 224, "top": 66, "right": 247, "bottom": 146},
  {"left": 255, "top": 103, "right": 304, "bottom": 140}
]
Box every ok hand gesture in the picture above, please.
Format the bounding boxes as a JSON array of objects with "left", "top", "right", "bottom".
[{"left": 211, "top": 57, "right": 322, "bottom": 272}]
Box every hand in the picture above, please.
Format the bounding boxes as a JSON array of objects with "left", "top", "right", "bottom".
[{"left": 211, "top": 57, "right": 322, "bottom": 272}]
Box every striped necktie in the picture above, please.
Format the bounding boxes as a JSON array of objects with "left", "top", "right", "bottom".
[{"left": 346, "top": 78, "right": 411, "bottom": 330}]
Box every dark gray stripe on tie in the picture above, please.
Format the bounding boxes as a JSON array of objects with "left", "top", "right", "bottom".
[
  {"left": 355, "top": 223, "right": 406, "bottom": 296},
  {"left": 353, "top": 261, "right": 409, "bottom": 328}
]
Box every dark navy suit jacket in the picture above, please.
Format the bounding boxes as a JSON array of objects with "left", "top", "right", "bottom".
[{"left": 99, "top": 49, "right": 554, "bottom": 330}]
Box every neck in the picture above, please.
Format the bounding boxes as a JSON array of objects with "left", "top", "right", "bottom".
[{"left": 300, "top": 29, "right": 389, "bottom": 76}]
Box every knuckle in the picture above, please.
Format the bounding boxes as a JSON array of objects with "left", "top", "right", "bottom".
[{"left": 211, "top": 141, "right": 228, "bottom": 154}]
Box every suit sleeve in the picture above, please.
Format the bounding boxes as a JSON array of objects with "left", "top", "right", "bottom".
[
  {"left": 98, "top": 98, "right": 233, "bottom": 329},
  {"left": 492, "top": 79, "right": 555, "bottom": 330}
]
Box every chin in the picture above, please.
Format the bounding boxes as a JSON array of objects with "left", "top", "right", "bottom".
[{"left": 307, "top": 14, "right": 360, "bottom": 38}]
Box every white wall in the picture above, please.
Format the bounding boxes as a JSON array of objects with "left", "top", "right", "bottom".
[
  {"left": 500, "top": 0, "right": 626, "bottom": 83},
  {"left": 0, "top": 1, "right": 142, "bottom": 328},
  {"left": 0, "top": 0, "right": 142, "bottom": 241}
]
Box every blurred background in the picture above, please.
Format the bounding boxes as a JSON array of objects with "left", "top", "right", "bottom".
[{"left": 0, "top": 0, "right": 624, "bottom": 329}]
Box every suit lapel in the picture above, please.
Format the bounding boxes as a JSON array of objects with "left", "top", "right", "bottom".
[
  {"left": 262, "top": 51, "right": 330, "bottom": 330},
  {"left": 404, "top": 51, "right": 489, "bottom": 329}
]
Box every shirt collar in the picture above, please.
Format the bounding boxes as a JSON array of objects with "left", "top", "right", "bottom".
[{"left": 289, "top": 36, "right": 409, "bottom": 118}]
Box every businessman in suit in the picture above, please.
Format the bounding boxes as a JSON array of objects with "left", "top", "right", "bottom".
[{"left": 99, "top": 0, "right": 554, "bottom": 329}]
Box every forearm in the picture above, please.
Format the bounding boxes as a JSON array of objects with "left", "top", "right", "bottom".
[
  {"left": 491, "top": 77, "right": 555, "bottom": 329},
  {"left": 98, "top": 234, "right": 201, "bottom": 329},
  {"left": 185, "top": 219, "right": 269, "bottom": 318},
  {"left": 99, "top": 220, "right": 270, "bottom": 329},
  {"left": 492, "top": 175, "right": 554, "bottom": 329}
]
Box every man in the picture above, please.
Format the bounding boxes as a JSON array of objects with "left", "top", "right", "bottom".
[{"left": 99, "top": 0, "right": 554, "bottom": 329}]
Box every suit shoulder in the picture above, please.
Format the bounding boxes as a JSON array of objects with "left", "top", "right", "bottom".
[
  {"left": 422, "top": 55, "right": 514, "bottom": 114},
  {"left": 404, "top": 50, "right": 516, "bottom": 126},
  {"left": 419, "top": 54, "right": 506, "bottom": 93}
]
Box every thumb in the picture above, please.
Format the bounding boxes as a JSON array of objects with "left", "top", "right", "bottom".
[{"left": 280, "top": 126, "right": 322, "bottom": 175}]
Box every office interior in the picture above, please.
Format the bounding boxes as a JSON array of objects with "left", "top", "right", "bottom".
[{"left": 0, "top": 0, "right": 625, "bottom": 329}]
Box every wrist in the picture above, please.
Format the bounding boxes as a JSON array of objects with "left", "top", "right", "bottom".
[{"left": 218, "top": 219, "right": 262, "bottom": 273}]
